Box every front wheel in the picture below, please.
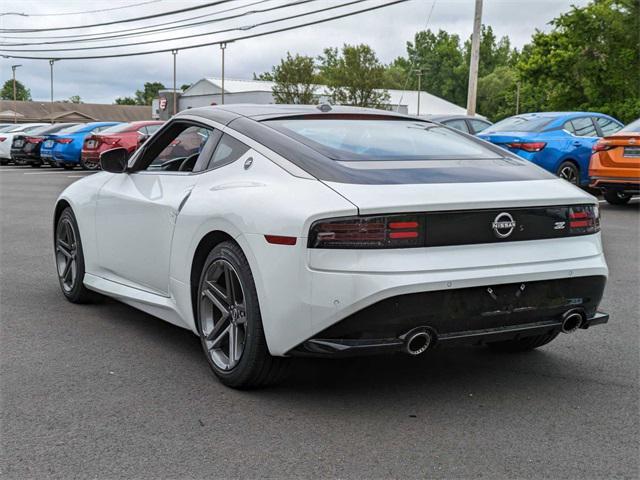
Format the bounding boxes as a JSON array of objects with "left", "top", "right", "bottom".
[
  {"left": 197, "top": 241, "right": 290, "bottom": 388},
  {"left": 487, "top": 331, "right": 560, "bottom": 352},
  {"left": 603, "top": 189, "right": 631, "bottom": 205},
  {"left": 55, "top": 208, "right": 95, "bottom": 303},
  {"left": 557, "top": 161, "right": 579, "bottom": 185}
]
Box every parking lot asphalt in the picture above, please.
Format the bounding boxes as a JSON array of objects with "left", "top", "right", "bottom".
[{"left": 1, "top": 165, "right": 638, "bottom": 480}]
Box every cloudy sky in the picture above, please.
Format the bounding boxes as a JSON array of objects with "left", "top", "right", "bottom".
[{"left": 0, "top": 0, "right": 588, "bottom": 104}]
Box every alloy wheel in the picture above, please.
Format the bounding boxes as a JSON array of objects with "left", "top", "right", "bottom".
[
  {"left": 558, "top": 165, "right": 578, "bottom": 184},
  {"left": 56, "top": 218, "right": 77, "bottom": 292},
  {"left": 199, "top": 259, "right": 247, "bottom": 371}
]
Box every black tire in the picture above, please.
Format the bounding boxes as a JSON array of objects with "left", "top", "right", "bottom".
[
  {"left": 62, "top": 164, "right": 74, "bottom": 170},
  {"left": 80, "top": 157, "right": 99, "bottom": 171},
  {"left": 196, "top": 241, "right": 290, "bottom": 388},
  {"left": 557, "top": 161, "right": 580, "bottom": 185},
  {"left": 30, "top": 163, "right": 41, "bottom": 168},
  {"left": 487, "top": 331, "right": 560, "bottom": 352},
  {"left": 55, "top": 208, "right": 95, "bottom": 303},
  {"left": 603, "top": 189, "right": 631, "bottom": 205},
  {"left": 0, "top": 159, "right": 8, "bottom": 166}
]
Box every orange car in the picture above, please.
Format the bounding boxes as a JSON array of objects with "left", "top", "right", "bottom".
[{"left": 590, "top": 118, "right": 640, "bottom": 204}]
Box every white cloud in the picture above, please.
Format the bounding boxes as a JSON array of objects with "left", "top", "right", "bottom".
[{"left": 1, "top": 0, "right": 588, "bottom": 103}]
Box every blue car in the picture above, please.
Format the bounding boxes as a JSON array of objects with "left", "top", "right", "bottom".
[
  {"left": 41, "top": 121, "right": 122, "bottom": 169},
  {"left": 478, "top": 112, "right": 623, "bottom": 186}
]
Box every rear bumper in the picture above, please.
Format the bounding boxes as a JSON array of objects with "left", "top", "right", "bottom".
[
  {"left": 589, "top": 177, "right": 640, "bottom": 193},
  {"left": 290, "top": 275, "right": 607, "bottom": 356},
  {"left": 11, "top": 152, "right": 40, "bottom": 164}
]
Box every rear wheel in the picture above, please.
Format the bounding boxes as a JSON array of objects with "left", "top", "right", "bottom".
[
  {"left": 557, "top": 161, "right": 579, "bottom": 185},
  {"left": 30, "top": 163, "right": 41, "bottom": 168},
  {"left": 62, "top": 163, "right": 74, "bottom": 170},
  {"left": 0, "top": 159, "right": 8, "bottom": 166},
  {"left": 55, "top": 208, "right": 95, "bottom": 303},
  {"left": 603, "top": 189, "right": 631, "bottom": 205},
  {"left": 80, "top": 158, "right": 99, "bottom": 170},
  {"left": 197, "top": 241, "right": 290, "bottom": 388},
  {"left": 487, "top": 331, "right": 560, "bottom": 352}
]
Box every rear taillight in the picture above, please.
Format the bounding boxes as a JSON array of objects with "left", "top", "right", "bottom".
[
  {"left": 102, "top": 137, "right": 120, "bottom": 146},
  {"left": 56, "top": 138, "right": 73, "bottom": 144},
  {"left": 0, "top": 137, "right": 6, "bottom": 142},
  {"left": 592, "top": 141, "right": 613, "bottom": 152},
  {"left": 506, "top": 141, "right": 547, "bottom": 152},
  {"left": 569, "top": 205, "right": 600, "bottom": 234},
  {"left": 308, "top": 215, "right": 424, "bottom": 249},
  {"left": 25, "top": 136, "right": 43, "bottom": 144}
]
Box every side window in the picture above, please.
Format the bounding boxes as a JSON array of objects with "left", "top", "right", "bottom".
[
  {"left": 469, "top": 119, "right": 491, "bottom": 134},
  {"left": 571, "top": 117, "right": 597, "bottom": 137},
  {"left": 91, "top": 126, "right": 107, "bottom": 134},
  {"left": 563, "top": 121, "right": 576, "bottom": 135},
  {"left": 142, "top": 124, "right": 214, "bottom": 172},
  {"left": 146, "top": 124, "right": 162, "bottom": 134},
  {"left": 443, "top": 119, "right": 469, "bottom": 133},
  {"left": 137, "top": 126, "right": 149, "bottom": 135},
  {"left": 595, "top": 117, "right": 622, "bottom": 136},
  {"left": 207, "top": 133, "right": 250, "bottom": 170}
]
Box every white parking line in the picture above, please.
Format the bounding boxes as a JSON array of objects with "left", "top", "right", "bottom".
[{"left": 23, "top": 171, "right": 93, "bottom": 175}]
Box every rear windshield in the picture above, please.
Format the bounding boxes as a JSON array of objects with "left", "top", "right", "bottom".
[
  {"left": 100, "top": 123, "right": 136, "bottom": 133},
  {"left": 487, "top": 116, "right": 554, "bottom": 133},
  {"left": 57, "top": 123, "right": 92, "bottom": 134},
  {"left": 265, "top": 119, "right": 500, "bottom": 161},
  {"left": 621, "top": 118, "right": 640, "bottom": 133},
  {"left": 35, "top": 123, "right": 79, "bottom": 135}
]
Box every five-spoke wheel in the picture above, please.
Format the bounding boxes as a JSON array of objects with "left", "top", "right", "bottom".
[{"left": 55, "top": 208, "right": 93, "bottom": 303}]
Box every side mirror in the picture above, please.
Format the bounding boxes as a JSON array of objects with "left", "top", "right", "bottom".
[{"left": 100, "top": 147, "right": 129, "bottom": 173}]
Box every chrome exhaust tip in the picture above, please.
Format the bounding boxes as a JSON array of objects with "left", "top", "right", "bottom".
[
  {"left": 561, "top": 310, "right": 584, "bottom": 334},
  {"left": 403, "top": 328, "right": 433, "bottom": 355}
]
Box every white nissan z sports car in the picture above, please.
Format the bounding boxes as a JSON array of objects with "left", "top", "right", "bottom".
[{"left": 54, "top": 105, "right": 609, "bottom": 388}]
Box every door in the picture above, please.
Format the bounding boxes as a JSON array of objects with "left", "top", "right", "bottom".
[{"left": 95, "top": 123, "right": 217, "bottom": 295}]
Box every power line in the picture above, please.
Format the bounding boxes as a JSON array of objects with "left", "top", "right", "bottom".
[
  {"left": 0, "top": 0, "right": 236, "bottom": 33},
  {"left": 0, "top": 0, "right": 271, "bottom": 43},
  {"left": 1, "top": 0, "right": 317, "bottom": 49},
  {"left": 5, "top": 0, "right": 164, "bottom": 17},
  {"left": 1, "top": 0, "right": 363, "bottom": 53},
  {"left": 0, "top": 0, "right": 410, "bottom": 60}
]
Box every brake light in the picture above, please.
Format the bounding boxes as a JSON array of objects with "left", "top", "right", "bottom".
[
  {"left": 0, "top": 137, "right": 6, "bottom": 142},
  {"left": 309, "top": 215, "right": 424, "bottom": 249},
  {"left": 506, "top": 142, "right": 547, "bottom": 152},
  {"left": 592, "top": 141, "right": 613, "bottom": 152},
  {"left": 56, "top": 138, "right": 73, "bottom": 144},
  {"left": 264, "top": 235, "right": 297, "bottom": 245},
  {"left": 25, "top": 136, "right": 43, "bottom": 144},
  {"left": 569, "top": 206, "right": 599, "bottom": 234}
]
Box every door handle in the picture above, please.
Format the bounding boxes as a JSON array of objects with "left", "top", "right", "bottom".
[{"left": 572, "top": 141, "right": 581, "bottom": 146}]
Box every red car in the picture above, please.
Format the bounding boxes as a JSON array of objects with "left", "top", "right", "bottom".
[{"left": 81, "top": 120, "right": 164, "bottom": 169}]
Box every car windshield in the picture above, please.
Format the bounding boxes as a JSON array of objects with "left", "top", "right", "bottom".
[
  {"left": 100, "top": 123, "right": 135, "bottom": 133},
  {"left": 620, "top": 118, "right": 640, "bottom": 133},
  {"left": 57, "top": 124, "right": 92, "bottom": 134},
  {"left": 487, "top": 116, "right": 554, "bottom": 133},
  {"left": 265, "top": 119, "right": 500, "bottom": 161}
]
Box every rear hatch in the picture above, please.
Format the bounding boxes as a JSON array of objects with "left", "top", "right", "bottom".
[{"left": 597, "top": 134, "right": 640, "bottom": 170}]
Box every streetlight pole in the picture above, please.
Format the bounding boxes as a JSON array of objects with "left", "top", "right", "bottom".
[
  {"left": 11, "top": 64, "right": 21, "bottom": 124},
  {"left": 172, "top": 49, "right": 178, "bottom": 115},
  {"left": 49, "top": 59, "right": 57, "bottom": 123},
  {"left": 220, "top": 42, "right": 227, "bottom": 105},
  {"left": 466, "top": 0, "right": 483, "bottom": 116}
]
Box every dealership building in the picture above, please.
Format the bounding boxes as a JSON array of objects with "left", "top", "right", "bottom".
[{"left": 153, "top": 77, "right": 467, "bottom": 120}]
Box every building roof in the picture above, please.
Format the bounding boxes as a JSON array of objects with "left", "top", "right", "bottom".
[
  {"left": 181, "top": 77, "right": 467, "bottom": 116},
  {"left": 0, "top": 100, "right": 152, "bottom": 123}
]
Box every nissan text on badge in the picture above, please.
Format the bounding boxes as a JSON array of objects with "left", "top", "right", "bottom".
[{"left": 53, "top": 104, "right": 609, "bottom": 388}]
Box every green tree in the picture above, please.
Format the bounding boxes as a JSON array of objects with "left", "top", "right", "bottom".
[
  {"left": 267, "top": 53, "right": 318, "bottom": 104},
  {"left": 0, "top": 79, "right": 32, "bottom": 101},
  {"left": 134, "top": 81, "right": 165, "bottom": 106},
  {"left": 68, "top": 95, "right": 82, "bottom": 104},
  {"left": 319, "top": 44, "right": 390, "bottom": 108},
  {"left": 114, "top": 96, "right": 137, "bottom": 105},
  {"left": 180, "top": 83, "right": 192, "bottom": 92},
  {"left": 517, "top": 0, "right": 640, "bottom": 122},
  {"left": 477, "top": 66, "right": 518, "bottom": 121}
]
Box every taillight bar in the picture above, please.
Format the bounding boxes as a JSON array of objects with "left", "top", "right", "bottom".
[
  {"left": 56, "top": 138, "right": 73, "bottom": 144},
  {"left": 25, "top": 136, "right": 43, "bottom": 144},
  {"left": 592, "top": 141, "right": 614, "bottom": 152}
]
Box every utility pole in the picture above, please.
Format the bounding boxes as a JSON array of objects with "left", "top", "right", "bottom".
[
  {"left": 172, "top": 49, "right": 178, "bottom": 115},
  {"left": 11, "top": 64, "right": 21, "bottom": 124},
  {"left": 49, "top": 59, "right": 56, "bottom": 123},
  {"left": 415, "top": 69, "right": 423, "bottom": 116},
  {"left": 515, "top": 81, "right": 521, "bottom": 115},
  {"left": 466, "top": 0, "right": 483, "bottom": 116},
  {"left": 220, "top": 42, "right": 227, "bottom": 105}
]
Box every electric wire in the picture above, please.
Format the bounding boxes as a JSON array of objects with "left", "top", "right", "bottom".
[
  {"left": 5, "top": 0, "right": 164, "bottom": 17},
  {"left": 0, "top": 0, "right": 410, "bottom": 60}
]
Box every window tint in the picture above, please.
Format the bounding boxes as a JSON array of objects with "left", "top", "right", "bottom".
[
  {"left": 146, "top": 124, "right": 162, "bottom": 134},
  {"left": 621, "top": 118, "right": 640, "bottom": 133},
  {"left": 266, "top": 119, "right": 499, "bottom": 161},
  {"left": 442, "top": 119, "right": 469, "bottom": 133},
  {"left": 143, "top": 124, "right": 213, "bottom": 172},
  {"left": 137, "top": 126, "right": 149, "bottom": 135},
  {"left": 469, "top": 119, "right": 491, "bottom": 133},
  {"left": 208, "top": 134, "right": 249, "bottom": 169},
  {"left": 563, "top": 121, "right": 576, "bottom": 134},
  {"left": 57, "top": 124, "right": 91, "bottom": 134},
  {"left": 571, "top": 117, "right": 597, "bottom": 137},
  {"left": 595, "top": 117, "right": 622, "bottom": 136},
  {"left": 487, "top": 116, "right": 554, "bottom": 133}
]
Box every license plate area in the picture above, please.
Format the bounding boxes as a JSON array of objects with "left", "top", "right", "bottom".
[{"left": 624, "top": 146, "right": 640, "bottom": 157}]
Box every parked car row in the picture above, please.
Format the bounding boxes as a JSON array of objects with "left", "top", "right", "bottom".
[{"left": 0, "top": 120, "right": 164, "bottom": 169}]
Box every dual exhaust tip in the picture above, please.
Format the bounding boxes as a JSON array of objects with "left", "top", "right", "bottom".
[{"left": 401, "top": 309, "right": 586, "bottom": 355}]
